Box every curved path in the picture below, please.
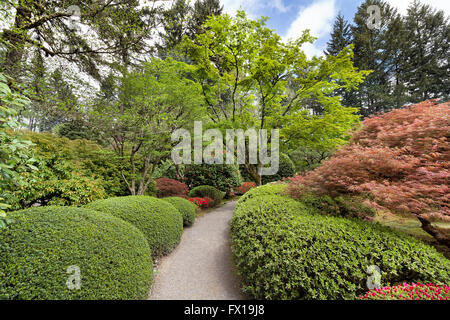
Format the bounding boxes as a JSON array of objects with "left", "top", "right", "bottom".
[{"left": 148, "top": 200, "right": 246, "bottom": 300}]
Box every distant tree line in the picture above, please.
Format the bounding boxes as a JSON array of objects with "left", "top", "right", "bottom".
[{"left": 325, "top": 0, "right": 449, "bottom": 116}]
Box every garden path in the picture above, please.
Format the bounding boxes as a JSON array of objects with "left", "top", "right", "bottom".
[{"left": 148, "top": 200, "right": 246, "bottom": 300}]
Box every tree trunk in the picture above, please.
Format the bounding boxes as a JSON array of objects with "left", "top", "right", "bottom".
[
  {"left": 246, "top": 163, "right": 262, "bottom": 186},
  {"left": 417, "top": 216, "right": 450, "bottom": 248}
]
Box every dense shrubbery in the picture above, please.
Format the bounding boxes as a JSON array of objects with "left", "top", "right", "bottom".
[
  {"left": 184, "top": 163, "right": 242, "bottom": 194},
  {"left": 231, "top": 195, "right": 450, "bottom": 300},
  {"left": 153, "top": 159, "right": 184, "bottom": 181},
  {"left": 234, "top": 182, "right": 257, "bottom": 195},
  {"left": 2, "top": 131, "right": 135, "bottom": 210},
  {"left": 188, "top": 185, "right": 224, "bottom": 207},
  {"left": 261, "top": 153, "right": 295, "bottom": 184},
  {"left": 0, "top": 206, "right": 153, "bottom": 299},
  {"left": 236, "top": 183, "right": 288, "bottom": 207},
  {"left": 85, "top": 196, "right": 183, "bottom": 257},
  {"left": 163, "top": 196, "right": 196, "bottom": 226},
  {"left": 360, "top": 283, "right": 450, "bottom": 300},
  {"left": 155, "top": 178, "right": 189, "bottom": 198},
  {"left": 287, "top": 101, "right": 450, "bottom": 246},
  {"left": 292, "top": 186, "right": 376, "bottom": 219}
]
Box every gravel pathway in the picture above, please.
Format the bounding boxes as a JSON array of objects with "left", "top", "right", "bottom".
[{"left": 148, "top": 200, "right": 246, "bottom": 300}]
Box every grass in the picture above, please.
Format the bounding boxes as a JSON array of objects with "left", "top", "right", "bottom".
[{"left": 374, "top": 211, "right": 450, "bottom": 258}]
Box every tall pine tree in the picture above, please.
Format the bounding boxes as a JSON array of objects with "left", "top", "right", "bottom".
[
  {"left": 325, "top": 13, "right": 353, "bottom": 56},
  {"left": 401, "top": 0, "right": 449, "bottom": 102}
]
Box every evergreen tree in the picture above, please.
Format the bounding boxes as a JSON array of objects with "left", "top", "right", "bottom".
[
  {"left": 156, "top": 0, "right": 191, "bottom": 58},
  {"left": 187, "top": 0, "right": 223, "bottom": 38},
  {"left": 352, "top": 0, "right": 402, "bottom": 116},
  {"left": 325, "top": 14, "right": 353, "bottom": 56},
  {"left": 401, "top": 0, "right": 450, "bottom": 102},
  {"left": 325, "top": 14, "right": 356, "bottom": 108}
]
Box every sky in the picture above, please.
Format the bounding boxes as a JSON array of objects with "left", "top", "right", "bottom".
[{"left": 219, "top": 0, "right": 450, "bottom": 57}]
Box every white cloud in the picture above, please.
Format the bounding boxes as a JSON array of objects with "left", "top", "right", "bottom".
[
  {"left": 386, "top": 0, "right": 450, "bottom": 16},
  {"left": 284, "top": 0, "right": 337, "bottom": 58},
  {"left": 220, "top": 0, "right": 289, "bottom": 17}
]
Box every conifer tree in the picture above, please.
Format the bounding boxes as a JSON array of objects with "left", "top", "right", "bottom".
[{"left": 401, "top": 0, "right": 450, "bottom": 102}]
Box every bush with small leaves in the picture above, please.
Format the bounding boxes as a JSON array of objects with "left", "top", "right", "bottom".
[
  {"left": 163, "top": 197, "right": 196, "bottom": 226},
  {"left": 188, "top": 185, "right": 224, "bottom": 207},
  {"left": 0, "top": 206, "right": 153, "bottom": 300},
  {"left": 155, "top": 178, "right": 189, "bottom": 198},
  {"left": 231, "top": 195, "right": 450, "bottom": 300},
  {"left": 85, "top": 196, "right": 183, "bottom": 257}
]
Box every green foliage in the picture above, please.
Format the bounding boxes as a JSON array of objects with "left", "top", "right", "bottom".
[
  {"left": 188, "top": 185, "right": 224, "bottom": 207},
  {"left": 2, "top": 131, "right": 132, "bottom": 210},
  {"left": 236, "top": 183, "right": 288, "bottom": 208},
  {"left": 163, "top": 196, "right": 196, "bottom": 227},
  {"left": 231, "top": 195, "right": 450, "bottom": 300},
  {"left": 0, "top": 206, "right": 153, "bottom": 300},
  {"left": 183, "top": 11, "right": 367, "bottom": 183},
  {"left": 261, "top": 153, "right": 295, "bottom": 184},
  {"left": 153, "top": 159, "right": 184, "bottom": 181},
  {"left": 184, "top": 163, "right": 242, "bottom": 193},
  {"left": 295, "top": 188, "right": 376, "bottom": 219},
  {"left": 85, "top": 196, "right": 183, "bottom": 257},
  {"left": 288, "top": 147, "right": 332, "bottom": 173},
  {"left": 91, "top": 57, "right": 206, "bottom": 196},
  {"left": 0, "top": 72, "right": 35, "bottom": 214}
]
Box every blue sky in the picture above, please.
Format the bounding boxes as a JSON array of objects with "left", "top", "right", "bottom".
[{"left": 219, "top": 0, "right": 450, "bottom": 57}]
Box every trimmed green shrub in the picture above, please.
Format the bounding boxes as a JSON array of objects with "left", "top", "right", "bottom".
[
  {"left": 231, "top": 195, "right": 450, "bottom": 300},
  {"left": 85, "top": 196, "right": 183, "bottom": 257},
  {"left": 163, "top": 197, "right": 196, "bottom": 226},
  {"left": 236, "top": 183, "right": 288, "bottom": 208},
  {"left": 297, "top": 189, "right": 376, "bottom": 219},
  {"left": 261, "top": 153, "right": 295, "bottom": 184},
  {"left": 240, "top": 154, "right": 295, "bottom": 184},
  {"left": 0, "top": 206, "right": 153, "bottom": 300},
  {"left": 188, "top": 185, "right": 224, "bottom": 206},
  {"left": 184, "top": 163, "right": 242, "bottom": 194}
]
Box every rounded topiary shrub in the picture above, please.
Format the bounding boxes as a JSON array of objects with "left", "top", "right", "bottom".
[
  {"left": 184, "top": 163, "right": 242, "bottom": 194},
  {"left": 231, "top": 195, "right": 450, "bottom": 300},
  {"left": 0, "top": 206, "right": 153, "bottom": 300},
  {"left": 85, "top": 196, "right": 183, "bottom": 257},
  {"left": 188, "top": 185, "right": 224, "bottom": 207},
  {"left": 163, "top": 197, "right": 196, "bottom": 226},
  {"left": 155, "top": 178, "right": 189, "bottom": 198},
  {"left": 236, "top": 183, "right": 288, "bottom": 209}
]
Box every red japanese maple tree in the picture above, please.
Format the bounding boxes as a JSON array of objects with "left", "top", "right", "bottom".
[{"left": 288, "top": 100, "right": 450, "bottom": 247}]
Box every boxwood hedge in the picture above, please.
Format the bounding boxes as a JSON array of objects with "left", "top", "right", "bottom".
[
  {"left": 85, "top": 196, "right": 183, "bottom": 257},
  {"left": 236, "top": 183, "right": 289, "bottom": 208},
  {"left": 188, "top": 185, "right": 224, "bottom": 207},
  {"left": 163, "top": 197, "right": 196, "bottom": 226},
  {"left": 231, "top": 195, "right": 450, "bottom": 300},
  {"left": 0, "top": 206, "right": 153, "bottom": 300}
]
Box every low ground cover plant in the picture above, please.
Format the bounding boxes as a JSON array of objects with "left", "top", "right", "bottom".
[
  {"left": 0, "top": 206, "right": 153, "bottom": 300},
  {"left": 188, "top": 185, "right": 224, "bottom": 207},
  {"left": 231, "top": 195, "right": 450, "bottom": 300},
  {"left": 359, "top": 283, "right": 450, "bottom": 300},
  {"left": 163, "top": 196, "right": 196, "bottom": 226},
  {"left": 85, "top": 196, "right": 183, "bottom": 257}
]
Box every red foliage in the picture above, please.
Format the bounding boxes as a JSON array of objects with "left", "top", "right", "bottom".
[
  {"left": 234, "top": 182, "right": 257, "bottom": 195},
  {"left": 288, "top": 100, "right": 450, "bottom": 245},
  {"left": 188, "top": 197, "right": 213, "bottom": 209},
  {"left": 155, "top": 178, "right": 189, "bottom": 198}
]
